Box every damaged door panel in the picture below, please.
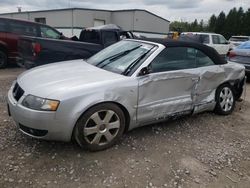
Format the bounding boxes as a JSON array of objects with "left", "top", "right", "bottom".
[
  {"left": 193, "top": 65, "right": 225, "bottom": 113},
  {"left": 137, "top": 70, "right": 198, "bottom": 124}
]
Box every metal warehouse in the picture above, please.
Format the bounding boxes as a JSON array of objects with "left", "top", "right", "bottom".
[{"left": 0, "top": 8, "right": 170, "bottom": 38}]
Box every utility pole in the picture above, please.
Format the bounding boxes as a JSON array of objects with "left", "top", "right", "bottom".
[{"left": 17, "top": 6, "right": 22, "bottom": 13}]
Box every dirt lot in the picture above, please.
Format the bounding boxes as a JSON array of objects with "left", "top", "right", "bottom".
[{"left": 0, "top": 68, "right": 250, "bottom": 188}]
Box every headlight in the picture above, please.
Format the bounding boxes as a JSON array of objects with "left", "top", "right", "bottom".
[{"left": 22, "top": 95, "right": 60, "bottom": 111}]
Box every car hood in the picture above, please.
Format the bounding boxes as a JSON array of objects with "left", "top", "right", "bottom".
[{"left": 17, "top": 60, "right": 125, "bottom": 98}]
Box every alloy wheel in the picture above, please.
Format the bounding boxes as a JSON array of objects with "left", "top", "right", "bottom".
[
  {"left": 219, "top": 87, "right": 234, "bottom": 112},
  {"left": 83, "top": 110, "right": 121, "bottom": 146}
]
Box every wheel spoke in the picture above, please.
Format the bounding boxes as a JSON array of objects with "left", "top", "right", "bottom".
[
  {"left": 108, "top": 121, "right": 120, "bottom": 130},
  {"left": 104, "top": 130, "right": 114, "bottom": 142},
  {"left": 91, "top": 112, "right": 102, "bottom": 125},
  {"left": 103, "top": 110, "right": 114, "bottom": 123},
  {"left": 228, "top": 98, "right": 234, "bottom": 106},
  {"left": 228, "top": 92, "right": 233, "bottom": 99},
  {"left": 91, "top": 133, "right": 102, "bottom": 144},
  {"left": 220, "top": 92, "right": 226, "bottom": 99},
  {"left": 224, "top": 88, "right": 229, "bottom": 95},
  {"left": 220, "top": 100, "right": 226, "bottom": 109},
  {"left": 84, "top": 126, "right": 98, "bottom": 136},
  {"left": 225, "top": 102, "right": 229, "bottom": 111}
]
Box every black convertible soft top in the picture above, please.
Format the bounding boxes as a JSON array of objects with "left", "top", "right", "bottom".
[{"left": 138, "top": 38, "right": 227, "bottom": 65}]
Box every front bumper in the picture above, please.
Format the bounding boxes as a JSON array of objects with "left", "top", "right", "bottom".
[{"left": 7, "top": 86, "right": 73, "bottom": 142}]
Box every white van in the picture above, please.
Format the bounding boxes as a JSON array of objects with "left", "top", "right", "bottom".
[{"left": 180, "top": 32, "right": 230, "bottom": 56}]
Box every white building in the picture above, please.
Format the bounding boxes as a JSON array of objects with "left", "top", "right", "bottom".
[{"left": 0, "top": 8, "right": 170, "bottom": 38}]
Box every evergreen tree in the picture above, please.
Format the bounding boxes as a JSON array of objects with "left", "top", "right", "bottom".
[
  {"left": 169, "top": 6, "right": 250, "bottom": 38},
  {"left": 208, "top": 14, "right": 217, "bottom": 32}
]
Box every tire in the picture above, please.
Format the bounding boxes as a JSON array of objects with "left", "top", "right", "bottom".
[
  {"left": 214, "top": 84, "right": 236, "bottom": 115},
  {"left": 73, "top": 103, "right": 125, "bottom": 151},
  {"left": 0, "top": 50, "right": 7, "bottom": 69}
]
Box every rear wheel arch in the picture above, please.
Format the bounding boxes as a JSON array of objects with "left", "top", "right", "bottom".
[
  {"left": 219, "top": 79, "right": 244, "bottom": 100},
  {"left": 214, "top": 82, "right": 236, "bottom": 115}
]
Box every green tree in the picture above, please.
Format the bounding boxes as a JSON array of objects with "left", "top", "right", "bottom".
[
  {"left": 215, "top": 11, "right": 226, "bottom": 36},
  {"left": 242, "top": 8, "right": 250, "bottom": 35},
  {"left": 208, "top": 14, "right": 217, "bottom": 32}
]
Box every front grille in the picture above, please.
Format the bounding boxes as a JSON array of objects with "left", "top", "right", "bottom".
[
  {"left": 19, "top": 124, "right": 48, "bottom": 137},
  {"left": 13, "top": 83, "right": 24, "bottom": 102}
]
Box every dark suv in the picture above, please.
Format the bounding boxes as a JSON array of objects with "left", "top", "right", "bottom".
[{"left": 0, "top": 17, "right": 65, "bottom": 68}]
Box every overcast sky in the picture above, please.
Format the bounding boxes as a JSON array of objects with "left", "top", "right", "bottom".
[{"left": 0, "top": 0, "right": 249, "bottom": 22}]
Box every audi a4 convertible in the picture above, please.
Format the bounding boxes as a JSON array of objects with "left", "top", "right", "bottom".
[{"left": 8, "top": 39, "right": 245, "bottom": 151}]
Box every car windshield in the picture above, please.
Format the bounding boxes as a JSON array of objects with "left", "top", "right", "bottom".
[{"left": 87, "top": 40, "right": 155, "bottom": 75}]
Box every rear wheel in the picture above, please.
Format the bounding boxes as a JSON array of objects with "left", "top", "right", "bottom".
[
  {"left": 0, "top": 50, "right": 7, "bottom": 68},
  {"left": 73, "top": 103, "right": 125, "bottom": 151},
  {"left": 214, "top": 84, "right": 235, "bottom": 115}
]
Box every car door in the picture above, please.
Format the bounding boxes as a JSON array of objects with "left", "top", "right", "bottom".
[
  {"left": 192, "top": 48, "right": 225, "bottom": 113},
  {"left": 136, "top": 47, "right": 199, "bottom": 124}
]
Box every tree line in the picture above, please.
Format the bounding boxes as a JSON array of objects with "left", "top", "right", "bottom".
[{"left": 170, "top": 7, "right": 250, "bottom": 39}]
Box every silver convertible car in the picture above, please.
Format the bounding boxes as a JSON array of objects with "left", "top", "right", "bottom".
[{"left": 8, "top": 39, "right": 245, "bottom": 151}]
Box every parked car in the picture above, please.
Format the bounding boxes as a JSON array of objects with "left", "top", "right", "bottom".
[
  {"left": 18, "top": 24, "right": 135, "bottom": 68},
  {"left": 227, "top": 41, "right": 250, "bottom": 78},
  {"left": 0, "top": 17, "right": 68, "bottom": 68},
  {"left": 229, "top": 36, "right": 250, "bottom": 49},
  {"left": 180, "top": 32, "right": 230, "bottom": 56},
  {"left": 8, "top": 39, "right": 245, "bottom": 151}
]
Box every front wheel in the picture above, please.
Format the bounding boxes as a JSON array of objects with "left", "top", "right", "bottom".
[
  {"left": 73, "top": 103, "right": 125, "bottom": 151},
  {"left": 214, "top": 84, "right": 235, "bottom": 115}
]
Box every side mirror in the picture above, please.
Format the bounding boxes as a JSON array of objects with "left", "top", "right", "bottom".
[{"left": 138, "top": 66, "right": 151, "bottom": 76}]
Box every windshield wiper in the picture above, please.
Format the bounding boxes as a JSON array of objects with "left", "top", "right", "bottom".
[
  {"left": 122, "top": 46, "right": 155, "bottom": 76},
  {"left": 95, "top": 45, "right": 142, "bottom": 68}
]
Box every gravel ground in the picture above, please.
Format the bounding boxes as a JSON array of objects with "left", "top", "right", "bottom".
[{"left": 0, "top": 67, "right": 250, "bottom": 188}]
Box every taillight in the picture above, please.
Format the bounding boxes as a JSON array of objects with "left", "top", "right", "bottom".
[
  {"left": 227, "top": 51, "right": 236, "bottom": 58},
  {"left": 32, "top": 42, "right": 41, "bottom": 56}
]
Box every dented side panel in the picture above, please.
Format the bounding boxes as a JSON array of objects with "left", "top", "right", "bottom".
[
  {"left": 193, "top": 62, "right": 245, "bottom": 114},
  {"left": 137, "top": 69, "right": 199, "bottom": 124}
]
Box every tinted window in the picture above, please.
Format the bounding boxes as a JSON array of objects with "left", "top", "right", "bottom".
[
  {"left": 80, "top": 30, "right": 101, "bottom": 44},
  {"left": 196, "top": 50, "right": 215, "bottom": 67},
  {"left": 212, "top": 35, "right": 220, "bottom": 44},
  {"left": 218, "top": 35, "right": 227, "bottom": 44},
  {"left": 35, "top": 17, "right": 46, "bottom": 24},
  {"left": 102, "top": 31, "right": 118, "bottom": 46},
  {"left": 212, "top": 35, "right": 227, "bottom": 44},
  {"left": 200, "top": 34, "right": 209, "bottom": 44},
  {"left": 9, "top": 21, "right": 37, "bottom": 36},
  {"left": 151, "top": 47, "right": 196, "bottom": 73},
  {"left": 151, "top": 47, "right": 215, "bottom": 73},
  {"left": 40, "top": 26, "right": 60, "bottom": 39}
]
